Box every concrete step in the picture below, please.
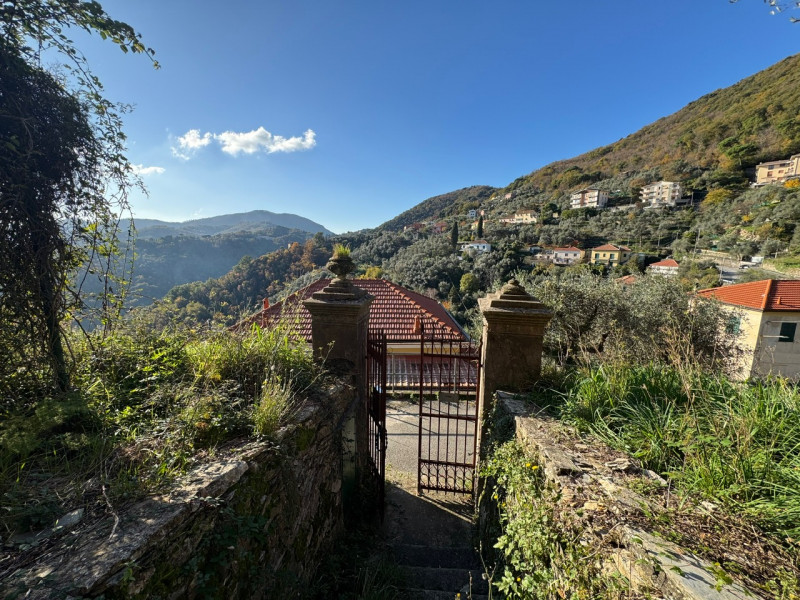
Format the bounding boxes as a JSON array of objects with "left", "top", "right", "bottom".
[
  {"left": 400, "top": 565, "right": 489, "bottom": 595},
  {"left": 392, "top": 543, "right": 479, "bottom": 569}
]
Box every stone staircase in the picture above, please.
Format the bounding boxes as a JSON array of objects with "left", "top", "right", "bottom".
[
  {"left": 391, "top": 542, "right": 489, "bottom": 599},
  {"left": 381, "top": 473, "right": 489, "bottom": 600}
]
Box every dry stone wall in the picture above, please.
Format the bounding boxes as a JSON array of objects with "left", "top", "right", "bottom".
[
  {"left": 491, "top": 392, "right": 766, "bottom": 600},
  {"left": 2, "top": 385, "right": 353, "bottom": 600}
]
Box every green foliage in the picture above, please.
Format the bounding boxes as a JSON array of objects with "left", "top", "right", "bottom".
[
  {"left": 0, "top": 323, "right": 321, "bottom": 536},
  {"left": 333, "top": 243, "right": 351, "bottom": 258},
  {"left": 549, "top": 364, "right": 800, "bottom": 540},
  {"left": 516, "top": 269, "right": 739, "bottom": 372},
  {"left": 459, "top": 273, "right": 479, "bottom": 295},
  {"left": 481, "top": 441, "right": 627, "bottom": 599},
  {"left": 0, "top": 1, "right": 156, "bottom": 395}
]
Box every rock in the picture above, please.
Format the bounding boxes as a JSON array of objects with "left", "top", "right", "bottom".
[
  {"left": 642, "top": 469, "right": 667, "bottom": 486},
  {"left": 54, "top": 508, "right": 85, "bottom": 530},
  {"left": 604, "top": 458, "right": 636, "bottom": 473}
]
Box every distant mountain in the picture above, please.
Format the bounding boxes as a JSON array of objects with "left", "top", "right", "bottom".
[
  {"left": 129, "top": 227, "right": 317, "bottom": 305},
  {"left": 130, "top": 210, "right": 334, "bottom": 239},
  {"left": 378, "top": 186, "right": 496, "bottom": 232}
]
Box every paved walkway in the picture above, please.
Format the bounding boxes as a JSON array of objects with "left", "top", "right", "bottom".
[{"left": 381, "top": 398, "right": 488, "bottom": 599}]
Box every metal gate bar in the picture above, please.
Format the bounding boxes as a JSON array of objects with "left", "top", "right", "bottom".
[
  {"left": 366, "top": 329, "right": 388, "bottom": 516},
  {"left": 417, "top": 323, "right": 481, "bottom": 495}
]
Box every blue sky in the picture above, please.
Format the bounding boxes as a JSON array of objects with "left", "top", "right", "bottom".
[{"left": 76, "top": 1, "right": 799, "bottom": 233}]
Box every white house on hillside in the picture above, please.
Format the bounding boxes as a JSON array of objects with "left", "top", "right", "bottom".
[
  {"left": 552, "top": 247, "right": 583, "bottom": 265},
  {"left": 647, "top": 258, "right": 679, "bottom": 277},
  {"left": 462, "top": 240, "right": 491, "bottom": 254},
  {"left": 570, "top": 188, "right": 608, "bottom": 209},
  {"left": 640, "top": 181, "right": 685, "bottom": 207}
]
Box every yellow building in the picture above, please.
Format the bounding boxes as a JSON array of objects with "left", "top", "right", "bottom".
[
  {"left": 697, "top": 280, "right": 800, "bottom": 379},
  {"left": 754, "top": 154, "right": 800, "bottom": 185},
  {"left": 589, "top": 243, "right": 631, "bottom": 267}
]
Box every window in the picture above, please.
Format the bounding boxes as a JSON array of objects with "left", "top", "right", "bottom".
[{"left": 778, "top": 323, "right": 796, "bottom": 343}]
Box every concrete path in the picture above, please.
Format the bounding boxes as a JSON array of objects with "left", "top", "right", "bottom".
[{"left": 382, "top": 398, "right": 488, "bottom": 599}]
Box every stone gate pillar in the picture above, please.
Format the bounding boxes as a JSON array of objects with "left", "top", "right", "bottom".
[
  {"left": 303, "top": 258, "right": 373, "bottom": 386},
  {"left": 477, "top": 279, "right": 552, "bottom": 440},
  {"left": 303, "top": 254, "right": 373, "bottom": 520}
]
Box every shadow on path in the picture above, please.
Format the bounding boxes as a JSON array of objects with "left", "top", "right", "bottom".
[{"left": 381, "top": 399, "right": 488, "bottom": 599}]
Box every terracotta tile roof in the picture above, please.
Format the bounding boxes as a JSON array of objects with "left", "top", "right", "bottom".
[
  {"left": 616, "top": 274, "right": 638, "bottom": 285},
  {"left": 649, "top": 258, "right": 679, "bottom": 268},
  {"left": 696, "top": 279, "right": 800, "bottom": 311},
  {"left": 592, "top": 243, "right": 631, "bottom": 252},
  {"left": 242, "top": 278, "right": 468, "bottom": 342},
  {"left": 554, "top": 246, "right": 581, "bottom": 253}
]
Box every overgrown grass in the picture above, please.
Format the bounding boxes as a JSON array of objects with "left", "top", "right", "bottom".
[
  {"left": 0, "top": 321, "right": 322, "bottom": 537},
  {"left": 481, "top": 441, "right": 629, "bottom": 599},
  {"left": 538, "top": 364, "right": 800, "bottom": 541}
]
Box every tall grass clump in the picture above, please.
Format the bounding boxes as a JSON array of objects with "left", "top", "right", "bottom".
[
  {"left": 0, "top": 319, "right": 322, "bottom": 536},
  {"left": 551, "top": 364, "right": 800, "bottom": 540}
]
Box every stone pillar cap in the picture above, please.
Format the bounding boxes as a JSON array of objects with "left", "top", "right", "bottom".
[
  {"left": 482, "top": 279, "right": 550, "bottom": 310},
  {"left": 309, "top": 278, "right": 369, "bottom": 302}
]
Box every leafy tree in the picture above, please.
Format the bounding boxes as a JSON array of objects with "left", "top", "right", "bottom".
[
  {"left": 459, "top": 273, "right": 479, "bottom": 295},
  {"left": 0, "top": 1, "right": 156, "bottom": 396}
]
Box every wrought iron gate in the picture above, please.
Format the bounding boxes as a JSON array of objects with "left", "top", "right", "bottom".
[
  {"left": 417, "top": 323, "right": 481, "bottom": 495},
  {"left": 366, "top": 329, "right": 388, "bottom": 515}
]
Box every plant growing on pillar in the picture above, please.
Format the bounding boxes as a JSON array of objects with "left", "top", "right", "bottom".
[{"left": 327, "top": 245, "right": 355, "bottom": 280}]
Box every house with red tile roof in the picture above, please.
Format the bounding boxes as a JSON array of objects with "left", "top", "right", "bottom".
[
  {"left": 238, "top": 278, "right": 474, "bottom": 390},
  {"left": 589, "top": 243, "right": 632, "bottom": 267},
  {"left": 647, "top": 258, "right": 679, "bottom": 277},
  {"left": 697, "top": 279, "right": 800, "bottom": 379}
]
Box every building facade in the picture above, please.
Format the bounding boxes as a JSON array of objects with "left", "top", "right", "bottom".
[
  {"left": 647, "top": 258, "right": 679, "bottom": 277},
  {"left": 552, "top": 246, "right": 583, "bottom": 265},
  {"left": 754, "top": 154, "right": 800, "bottom": 185},
  {"left": 590, "top": 243, "right": 631, "bottom": 267},
  {"left": 640, "top": 181, "right": 684, "bottom": 207},
  {"left": 570, "top": 188, "right": 609, "bottom": 209},
  {"left": 697, "top": 280, "right": 800, "bottom": 380}
]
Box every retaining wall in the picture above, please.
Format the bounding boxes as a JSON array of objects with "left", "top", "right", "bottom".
[{"left": 2, "top": 385, "right": 353, "bottom": 599}]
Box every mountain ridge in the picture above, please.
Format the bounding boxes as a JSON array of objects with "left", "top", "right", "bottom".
[{"left": 130, "top": 210, "right": 334, "bottom": 239}]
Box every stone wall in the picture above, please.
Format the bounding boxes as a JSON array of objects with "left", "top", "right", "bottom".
[
  {"left": 479, "top": 392, "right": 767, "bottom": 600},
  {"left": 3, "top": 385, "right": 354, "bottom": 600}
]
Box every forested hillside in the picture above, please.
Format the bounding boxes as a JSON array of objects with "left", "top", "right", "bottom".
[
  {"left": 129, "top": 227, "right": 315, "bottom": 305},
  {"left": 378, "top": 186, "right": 495, "bottom": 232}
]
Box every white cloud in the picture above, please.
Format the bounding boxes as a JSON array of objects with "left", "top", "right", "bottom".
[
  {"left": 132, "top": 164, "right": 166, "bottom": 176},
  {"left": 215, "top": 127, "right": 316, "bottom": 156},
  {"left": 170, "top": 127, "right": 316, "bottom": 159},
  {"left": 171, "top": 129, "right": 213, "bottom": 160}
]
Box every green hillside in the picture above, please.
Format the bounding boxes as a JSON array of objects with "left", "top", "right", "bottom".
[
  {"left": 509, "top": 53, "right": 800, "bottom": 196},
  {"left": 378, "top": 185, "right": 496, "bottom": 232}
]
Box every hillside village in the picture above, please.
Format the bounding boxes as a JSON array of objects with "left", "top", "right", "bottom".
[{"left": 398, "top": 152, "right": 800, "bottom": 279}]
